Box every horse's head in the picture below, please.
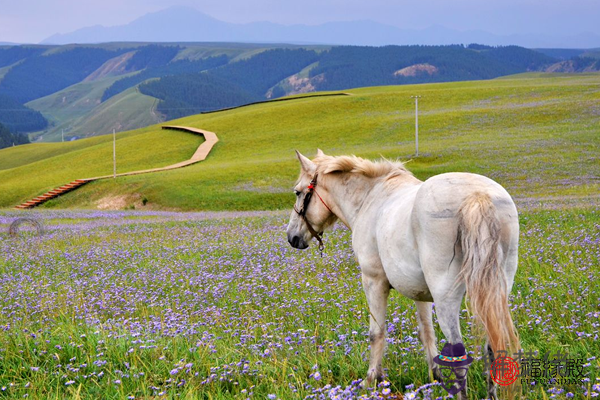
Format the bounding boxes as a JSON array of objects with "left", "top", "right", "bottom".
[{"left": 287, "top": 150, "right": 337, "bottom": 249}]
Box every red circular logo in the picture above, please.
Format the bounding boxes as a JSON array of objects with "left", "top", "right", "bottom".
[{"left": 490, "top": 356, "right": 519, "bottom": 386}]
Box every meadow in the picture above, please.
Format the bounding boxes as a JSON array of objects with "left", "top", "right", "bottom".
[
  {"left": 1, "top": 73, "right": 599, "bottom": 210},
  {"left": 1, "top": 72, "right": 599, "bottom": 399},
  {"left": 0, "top": 206, "right": 598, "bottom": 400}
]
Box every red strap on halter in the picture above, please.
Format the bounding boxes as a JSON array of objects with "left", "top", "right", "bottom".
[{"left": 313, "top": 189, "right": 333, "bottom": 214}]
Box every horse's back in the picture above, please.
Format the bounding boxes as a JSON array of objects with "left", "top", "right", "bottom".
[
  {"left": 414, "top": 172, "right": 516, "bottom": 216},
  {"left": 410, "top": 172, "right": 519, "bottom": 288}
]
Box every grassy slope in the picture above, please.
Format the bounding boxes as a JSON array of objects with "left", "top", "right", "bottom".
[
  {"left": 2, "top": 73, "right": 599, "bottom": 210},
  {"left": 0, "top": 125, "right": 202, "bottom": 206},
  {"left": 66, "top": 87, "right": 162, "bottom": 140},
  {"left": 29, "top": 85, "right": 163, "bottom": 142},
  {"left": 26, "top": 74, "right": 136, "bottom": 140},
  {"left": 0, "top": 62, "right": 19, "bottom": 82}
]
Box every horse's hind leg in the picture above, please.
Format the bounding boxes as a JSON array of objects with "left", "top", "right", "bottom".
[
  {"left": 361, "top": 272, "right": 390, "bottom": 385},
  {"left": 415, "top": 301, "right": 441, "bottom": 381},
  {"left": 431, "top": 286, "right": 468, "bottom": 400}
]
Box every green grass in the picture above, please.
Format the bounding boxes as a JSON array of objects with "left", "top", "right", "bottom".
[
  {"left": 0, "top": 207, "right": 597, "bottom": 399},
  {"left": 1, "top": 72, "right": 600, "bottom": 210},
  {"left": 0, "top": 126, "right": 202, "bottom": 206}
]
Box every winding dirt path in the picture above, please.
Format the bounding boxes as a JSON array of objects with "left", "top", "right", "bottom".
[{"left": 15, "top": 126, "right": 218, "bottom": 209}]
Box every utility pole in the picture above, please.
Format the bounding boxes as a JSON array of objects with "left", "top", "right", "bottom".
[
  {"left": 411, "top": 96, "right": 421, "bottom": 157},
  {"left": 113, "top": 129, "right": 116, "bottom": 179},
  {"left": 62, "top": 129, "right": 64, "bottom": 142}
]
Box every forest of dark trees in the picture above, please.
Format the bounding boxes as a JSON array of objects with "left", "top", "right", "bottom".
[
  {"left": 0, "top": 46, "right": 46, "bottom": 68},
  {"left": 480, "top": 45, "right": 557, "bottom": 71},
  {"left": 209, "top": 49, "right": 319, "bottom": 96},
  {"left": 0, "top": 95, "right": 47, "bottom": 133},
  {"left": 139, "top": 49, "right": 319, "bottom": 119},
  {"left": 309, "top": 45, "right": 557, "bottom": 91},
  {"left": 102, "top": 55, "right": 229, "bottom": 101},
  {"left": 0, "top": 47, "right": 130, "bottom": 103},
  {"left": 0, "top": 122, "right": 30, "bottom": 149},
  {"left": 140, "top": 73, "right": 257, "bottom": 119},
  {"left": 126, "top": 45, "right": 181, "bottom": 71},
  {"left": 570, "top": 56, "right": 599, "bottom": 70},
  {"left": 139, "top": 44, "right": 560, "bottom": 121}
]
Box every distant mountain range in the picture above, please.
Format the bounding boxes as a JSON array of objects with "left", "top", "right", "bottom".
[
  {"left": 3, "top": 41, "right": 576, "bottom": 145},
  {"left": 42, "top": 6, "right": 600, "bottom": 49}
]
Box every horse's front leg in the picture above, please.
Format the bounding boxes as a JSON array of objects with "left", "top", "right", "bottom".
[{"left": 361, "top": 271, "right": 390, "bottom": 385}]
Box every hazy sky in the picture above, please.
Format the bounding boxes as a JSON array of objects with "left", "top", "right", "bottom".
[{"left": 1, "top": 0, "right": 599, "bottom": 44}]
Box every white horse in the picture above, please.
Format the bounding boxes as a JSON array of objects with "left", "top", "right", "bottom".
[{"left": 286, "top": 150, "right": 520, "bottom": 399}]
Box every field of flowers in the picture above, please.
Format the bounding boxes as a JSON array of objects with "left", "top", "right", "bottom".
[{"left": 0, "top": 207, "right": 599, "bottom": 399}]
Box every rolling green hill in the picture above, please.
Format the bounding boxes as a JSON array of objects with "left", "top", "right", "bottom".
[
  {"left": 26, "top": 74, "right": 137, "bottom": 141},
  {"left": 2, "top": 43, "right": 560, "bottom": 136},
  {"left": 29, "top": 82, "right": 163, "bottom": 142},
  {"left": 2, "top": 73, "right": 599, "bottom": 210},
  {"left": 16, "top": 43, "right": 327, "bottom": 141},
  {"left": 0, "top": 124, "right": 202, "bottom": 207}
]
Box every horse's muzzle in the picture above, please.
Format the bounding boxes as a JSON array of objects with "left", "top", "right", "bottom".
[{"left": 288, "top": 234, "right": 309, "bottom": 249}]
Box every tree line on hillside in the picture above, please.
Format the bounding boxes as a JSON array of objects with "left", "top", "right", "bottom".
[
  {"left": 138, "top": 49, "right": 319, "bottom": 119},
  {"left": 0, "top": 95, "right": 47, "bottom": 133},
  {"left": 0, "top": 44, "right": 193, "bottom": 138},
  {"left": 208, "top": 48, "right": 319, "bottom": 96},
  {"left": 136, "top": 45, "right": 559, "bottom": 121},
  {"left": 0, "top": 47, "right": 131, "bottom": 104},
  {"left": 126, "top": 45, "right": 181, "bottom": 71},
  {"left": 0, "top": 45, "right": 192, "bottom": 105},
  {"left": 140, "top": 73, "right": 258, "bottom": 119},
  {"left": 102, "top": 55, "right": 229, "bottom": 102},
  {"left": 0, "top": 43, "right": 567, "bottom": 143},
  {"left": 570, "top": 56, "right": 599, "bottom": 70},
  {"left": 309, "top": 45, "right": 557, "bottom": 91},
  {"left": 0, "top": 122, "right": 29, "bottom": 149},
  {"left": 0, "top": 46, "right": 46, "bottom": 68},
  {"left": 480, "top": 45, "right": 557, "bottom": 71}
]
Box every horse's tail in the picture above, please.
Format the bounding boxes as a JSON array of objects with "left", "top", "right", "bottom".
[{"left": 457, "top": 191, "right": 520, "bottom": 356}]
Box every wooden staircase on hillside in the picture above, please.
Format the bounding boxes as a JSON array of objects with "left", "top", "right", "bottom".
[
  {"left": 14, "top": 125, "right": 219, "bottom": 210},
  {"left": 15, "top": 179, "right": 90, "bottom": 209}
]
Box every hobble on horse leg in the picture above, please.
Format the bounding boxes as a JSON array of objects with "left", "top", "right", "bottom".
[{"left": 434, "top": 297, "right": 469, "bottom": 397}]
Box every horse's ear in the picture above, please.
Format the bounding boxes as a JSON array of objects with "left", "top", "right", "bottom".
[
  {"left": 316, "top": 149, "right": 325, "bottom": 157},
  {"left": 295, "top": 150, "right": 316, "bottom": 174}
]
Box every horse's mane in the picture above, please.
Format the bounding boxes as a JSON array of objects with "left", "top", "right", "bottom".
[{"left": 314, "top": 154, "right": 411, "bottom": 180}]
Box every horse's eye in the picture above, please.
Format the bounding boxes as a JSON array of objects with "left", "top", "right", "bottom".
[{"left": 294, "top": 190, "right": 301, "bottom": 197}]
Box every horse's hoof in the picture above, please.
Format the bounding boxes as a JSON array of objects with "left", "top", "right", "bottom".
[
  {"left": 360, "top": 377, "right": 376, "bottom": 389},
  {"left": 362, "top": 370, "right": 383, "bottom": 387},
  {"left": 432, "top": 366, "right": 443, "bottom": 382}
]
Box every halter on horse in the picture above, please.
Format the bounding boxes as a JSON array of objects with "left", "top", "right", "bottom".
[{"left": 291, "top": 173, "right": 332, "bottom": 254}]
